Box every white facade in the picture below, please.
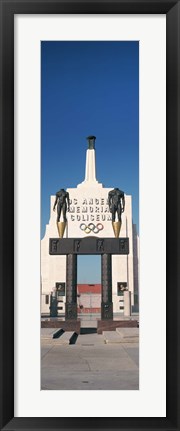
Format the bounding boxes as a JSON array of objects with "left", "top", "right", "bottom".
[{"left": 41, "top": 143, "right": 139, "bottom": 315}]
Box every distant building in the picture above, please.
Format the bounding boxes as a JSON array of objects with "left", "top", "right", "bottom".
[
  {"left": 41, "top": 137, "right": 139, "bottom": 315},
  {"left": 77, "top": 284, "right": 101, "bottom": 314}
]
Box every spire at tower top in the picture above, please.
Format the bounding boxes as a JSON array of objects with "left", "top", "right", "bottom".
[
  {"left": 86, "top": 135, "right": 96, "bottom": 150},
  {"left": 77, "top": 135, "right": 103, "bottom": 188}
]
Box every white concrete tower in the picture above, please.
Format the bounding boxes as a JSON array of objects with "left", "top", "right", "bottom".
[
  {"left": 77, "top": 136, "right": 103, "bottom": 188},
  {"left": 41, "top": 135, "right": 138, "bottom": 315},
  {"left": 85, "top": 135, "right": 97, "bottom": 182}
]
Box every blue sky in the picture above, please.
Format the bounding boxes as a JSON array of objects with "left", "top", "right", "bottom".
[{"left": 41, "top": 41, "right": 139, "bottom": 283}]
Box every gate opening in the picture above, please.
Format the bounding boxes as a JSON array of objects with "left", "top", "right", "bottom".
[{"left": 77, "top": 255, "right": 101, "bottom": 318}]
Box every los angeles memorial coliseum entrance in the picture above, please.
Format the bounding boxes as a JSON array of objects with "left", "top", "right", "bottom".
[{"left": 49, "top": 236, "right": 129, "bottom": 320}]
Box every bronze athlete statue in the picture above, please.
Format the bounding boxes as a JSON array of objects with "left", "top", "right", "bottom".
[
  {"left": 108, "top": 188, "right": 125, "bottom": 237},
  {"left": 53, "top": 189, "right": 70, "bottom": 237},
  {"left": 53, "top": 189, "right": 70, "bottom": 222}
]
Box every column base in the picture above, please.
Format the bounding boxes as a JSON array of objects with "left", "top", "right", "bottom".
[
  {"left": 101, "top": 302, "right": 113, "bottom": 320},
  {"left": 65, "top": 303, "right": 77, "bottom": 320},
  {"left": 97, "top": 319, "right": 138, "bottom": 334}
]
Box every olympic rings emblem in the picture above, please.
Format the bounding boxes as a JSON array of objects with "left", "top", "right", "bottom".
[{"left": 80, "top": 223, "right": 104, "bottom": 234}]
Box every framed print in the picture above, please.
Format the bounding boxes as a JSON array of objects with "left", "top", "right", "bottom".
[
  {"left": 0, "top": 0, "right": 180, "bottom": 430},
  {"left": 16, "top": 13, "right": 165, "bottom": 415}
]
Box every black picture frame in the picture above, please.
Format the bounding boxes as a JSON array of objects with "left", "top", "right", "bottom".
[
  {"left": 0, "top": 0, "right": 179, "bottom": 430},
  {"left": 56, "top": 282, "right": 66, "bottom": 296}
]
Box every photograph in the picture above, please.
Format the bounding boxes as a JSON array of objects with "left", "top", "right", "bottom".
[
  {"left": 1, "top": 1, "right": 179, "bottom": 428},
  {"left": 41, "top": 41, "right": 139, "bottom": 390}
]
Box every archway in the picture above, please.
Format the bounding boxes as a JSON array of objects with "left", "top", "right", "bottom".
[{"left": 49, "top": 236, "right": 129, "bottom": 321}]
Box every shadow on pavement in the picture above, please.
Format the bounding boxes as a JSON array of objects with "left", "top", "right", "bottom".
[{"left": 80, "top": 328, "right": 97, "bottom": 335}]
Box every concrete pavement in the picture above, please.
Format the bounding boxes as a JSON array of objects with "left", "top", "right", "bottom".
[{"left": 41, "top": 328, "right": 139, "bottom": 390}]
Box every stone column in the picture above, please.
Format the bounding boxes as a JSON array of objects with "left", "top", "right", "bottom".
[
  {"left": 124, "top": 291, "right": 131, "bottom": 316},
  {"left": 101, "top": 254, "right": 113, "bottom": 319},
  {"left": 65, "top": 254, "right": 77, "bottom": 320}
]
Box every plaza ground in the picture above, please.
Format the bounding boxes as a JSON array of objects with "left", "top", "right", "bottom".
[{"left": 41, "top": 316, "right": 139, "bottom": 390}]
